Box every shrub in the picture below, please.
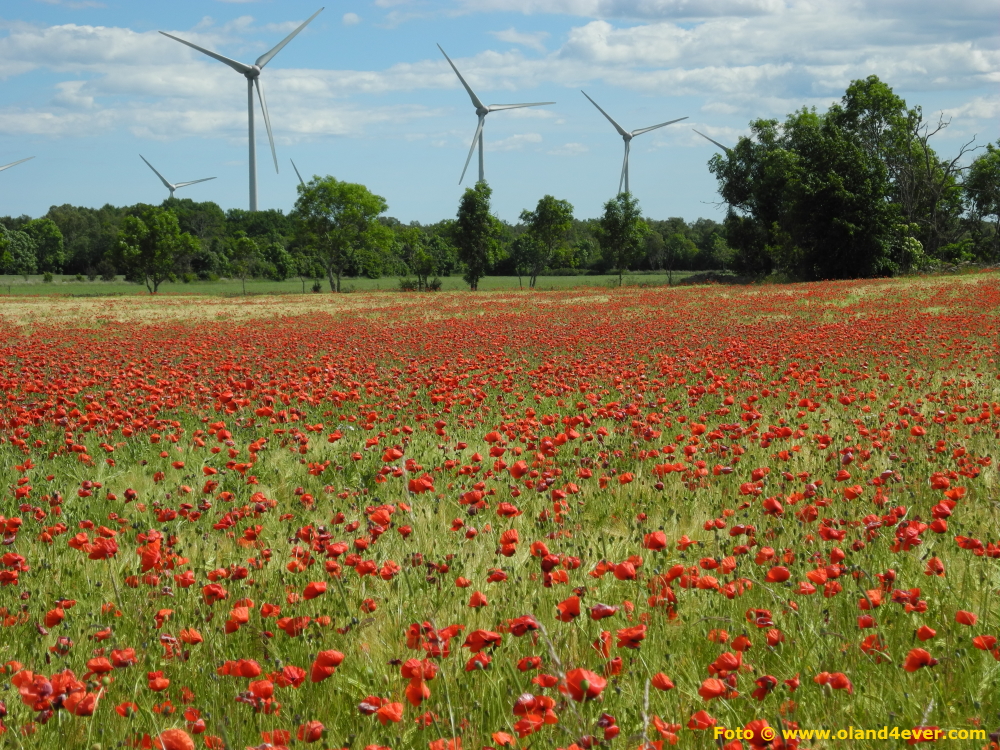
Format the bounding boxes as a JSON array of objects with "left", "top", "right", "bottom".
[
  {"left": 42, "top": 272, "right": 53, "bottom": 283},
  {"left": 398, "top": 277, "right": 419, "bottom": 292}
]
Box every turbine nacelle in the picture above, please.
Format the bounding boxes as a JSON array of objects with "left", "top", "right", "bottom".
[{"left": 244, "top": 65, "right": 263, "bottom": 80}]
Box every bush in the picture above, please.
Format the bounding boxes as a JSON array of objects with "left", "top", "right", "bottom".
[
  {"left": 311, "top": 280, "right": 323, "bottom": 293},
  {"left": 74, "top": 273, "right": 85, "bottom": 282},
  {"left": 427, "top": 277, "right": 442, "bottom": 291},
  {"left": 398, "top": 277, "right": 419, "bottom": 291},
  {"left": 86, "top": 267, "right": 98, "bottom": 281},
  {"left": 42, "top": 272, "right": 53, "bottom": 283},
  {"left": 182, "top": 272, "right": 197, "bottom": 284},
  {"left": 97, "top": 259, "right": 117, "bottom": 282}
]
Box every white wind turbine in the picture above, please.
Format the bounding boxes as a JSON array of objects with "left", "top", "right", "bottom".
[
  {"left": 0, "top": 157, "right": 34, "bottom": 173},
  {"left": 693, "top": 129, "right": 732, "bottom": 154},
  {"left": 437, "top": 44, "right": 554, "bottom": 184},
  {"left": 140, "top": 155, "right": 216, "bottom": 199},
  {"left": 581, "top": 91, "right": 687, "bottom": 195},
  {"left": 160, "top": 8, "right": 324, "bottom": 211}
]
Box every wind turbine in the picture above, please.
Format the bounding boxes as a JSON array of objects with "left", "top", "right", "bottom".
[
  {"left": 437, "top": 44, "right": 554, "bottom": 184},
  {"left": 159, "top": 8, "right": 324, "bottom": 212},
  {"left": 693, "top": 129, "right": 732, "bottom": 154},
  {"left": 0, "top": 157, "right": 34, "bottom": 173},
  {"left": 581, "top": 91, "right": 687, "bottom": 195},
  {"left": 140, "top": 155, "right": 216, "bottom": 199}
]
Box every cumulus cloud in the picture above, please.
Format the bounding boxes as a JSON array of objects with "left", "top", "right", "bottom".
[
  {"left": 486, "top": 132, "right": 542, "bottom": 151},
  {"left": 342, "top": 13, "right": 362, "bottom": 26},
  {"left": 489, "top": 28, "right": 550, "bottom": 52}
]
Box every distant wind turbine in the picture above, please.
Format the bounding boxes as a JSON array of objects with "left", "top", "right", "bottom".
[
  {"left": 291, "top": 159, "right": 306, "bottom": 187},
  {"left": 159, "top": 8, "right": 324, "bottom": 211},
  {"left": 0, "top": 157, "right": 34, "bottom": 173},
  {"left": 693, "top": 129, "right": 732, "bottom": 154},
  {"left": 140, "top": 155, "right": 216, "bottom": 199},
  {"left": 581, "top": 91, "right": 687, "bottom": 195},
  {"left": 437, "top": 44, "right": 555, "bottom": 184}
]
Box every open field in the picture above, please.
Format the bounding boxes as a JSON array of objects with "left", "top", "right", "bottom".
[
  {"left": 0, "top": 272, "right": 712, "bottom": 297},
  {"left": 0, "top": 273, "right": 999, "bottom": 750}
]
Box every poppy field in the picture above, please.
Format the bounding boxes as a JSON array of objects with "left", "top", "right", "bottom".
[{"left": 1, "top": 274, "right": 999, "bottom": 750}]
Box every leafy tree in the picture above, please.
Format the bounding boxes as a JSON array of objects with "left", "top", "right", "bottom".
[
  {"left": 965, "top": 141, "right": 1000, "bottom": 260},
  {"left": 294, "top": 176, "right": 393, "bottom": 293},
  {"left": 0, "top": 227, "right": 38, "bottom": 279},
  {"left": 112, "top": 205, "right": 197, "bottom": 293},
  {"left": 453, "top": 181, "right": 503, "bottom": 291},
  {"left": 164, "top": 198, "right": 227, "bottom": 244},
  {"left": 519, "top": 195, "right": 574, "bottom": 288},
  {"left": 508, "top": 233, "right": 537, "bottom": 289},
  {"left": 228, "top": 232, "right": 260, "bottom": 294},
  {"left": 426, "top": 233, "right": 459, "bottom": 277},
  {"left": 24, "top": 218, "right": 65, "bottom": 273},
  {"left": 595, "top": 193, "right": 649, "bottom": 286},
  {"left": 261, "top": 241, "right": 295, "bottom": 281},
  {"left": 664, "top": 232, "right": 697, "bottom": 284}
]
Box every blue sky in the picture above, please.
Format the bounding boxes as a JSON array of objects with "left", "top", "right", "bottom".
[{"left": 0, "top": 0, "right": 997, "bottom": 224}]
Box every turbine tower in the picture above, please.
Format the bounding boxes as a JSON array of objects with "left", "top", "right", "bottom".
[
  {"left": 160, "top": 8, "right": 324, "bottom": 211},
  {"left": 0, "top": 157, "right": 34, "bottom": 173},
  {"left": 693, "top": 129, "right": 732, "bottom": 154},
  {"left": 140, "top": 155, "right": 216, "bottom": 199},
  {"left": 437, "top": 44, "right": 554, "bottom": 184},
  {"left": 581, "top": 91, "right": 687, "bottom": 195}
]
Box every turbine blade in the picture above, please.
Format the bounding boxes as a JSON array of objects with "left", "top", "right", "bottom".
[
  {"left": 255, "top": 77, "right": 280, "bottom": 173},
  {"left": 487, "top": 102, "right": 555, "bottom": 111},
  {"left": 437, "top": 44, "right": 486, "bottom": 111},
  {"left": 693, "top": 128, "right": 732, "bottom": 153},
  {"left": 631, "top": 116, "right": 688, "bottom": 137},
  {"left": 0, "top": 156, "right": 35, "bottom": 172},
  {"left": 291, "top": 159, "right": 306, "bottom": 186},
  {"left": 619, "top": 141, "right": 629, "bottom": 194},
  {"left": 173, "top": 177, "right": 217, "bottom": 189},
  {"left": 581, "top": 90, "right": 629, "bottom": 138},
  {"left": 159, "top": 31, "right": 252, "bottom": 74},
  {"left": 256, "top": 7, "right": 325, "bottom": 68},
  {"left": 139, "top": 154, "right": 174, "bottom": 191},
  {"left": 460, "top": 115, "right": 485, "bottom": 184}
]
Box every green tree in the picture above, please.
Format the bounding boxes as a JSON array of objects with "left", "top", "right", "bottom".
[
  {"left": 664, "top": 232, "right": 697, "bottom": 284},
  {"left": 508, "top": 233, "right": 537, "bottom": 290},
  {"left": 24, "top": 218, "right": 65, "bottom": 273},
  {"left": 112, "top": 205, "right": 196, "bottom": 293},
  {"left": 595, "top": 193, "right": 649, "bottom": 286},
  {"left": 519, "top": 195, "right": 574, "bottom": 288},
  {"left": 261, "top": 241, "right": 294, "bottom": 281},
  {"left": 453, "top": 181, "right": 503, "bottom": 291},
  {"left": 294, "top": 176, "right": 393, "bottom": 293},
  {"left": 228, "top": 232, "right": 260, "bottom": 294},
  {"left": 0, "top": 227, "right": 38, "bottom": 279},
  {"left": 965, "top": 141, "right": 1000, "bottom": 260}
]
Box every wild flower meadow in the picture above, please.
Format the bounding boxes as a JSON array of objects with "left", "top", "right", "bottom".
[{"left": 0, "top": 274, "right": 998, "bottom": 750}]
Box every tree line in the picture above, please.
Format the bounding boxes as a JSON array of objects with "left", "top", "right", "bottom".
[{"left": 0, "top": 186, "right": 730, "bottom": 291}]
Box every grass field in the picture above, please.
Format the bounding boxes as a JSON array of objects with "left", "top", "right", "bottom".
[
  {"left": 0, "top": 271, "right": 712, "bottom": 297},
  {"left": 0, "top": 273, "right": 998, "bottom": 750}
]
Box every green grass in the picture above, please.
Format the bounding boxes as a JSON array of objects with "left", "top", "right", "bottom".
[{"left": 0, "top": 270, "right": 718, "bottom": 297}]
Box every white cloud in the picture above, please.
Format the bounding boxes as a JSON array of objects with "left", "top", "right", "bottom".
[
  {"left": 486, "top": 132, "right": 542, "bottom": 151},
  {"left": 489, "top": 28, "right": 550, "bottom": 52},
  {"left": 343, "top": 13, "right": 363, "bottom": 25},
  {"left": 548, "top": 141, "right": 588, "bottom": 155}
]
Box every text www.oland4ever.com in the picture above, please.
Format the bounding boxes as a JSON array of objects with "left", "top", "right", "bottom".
[{"left": 715, "top": 726, "right": 988, "bottom": 742}]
